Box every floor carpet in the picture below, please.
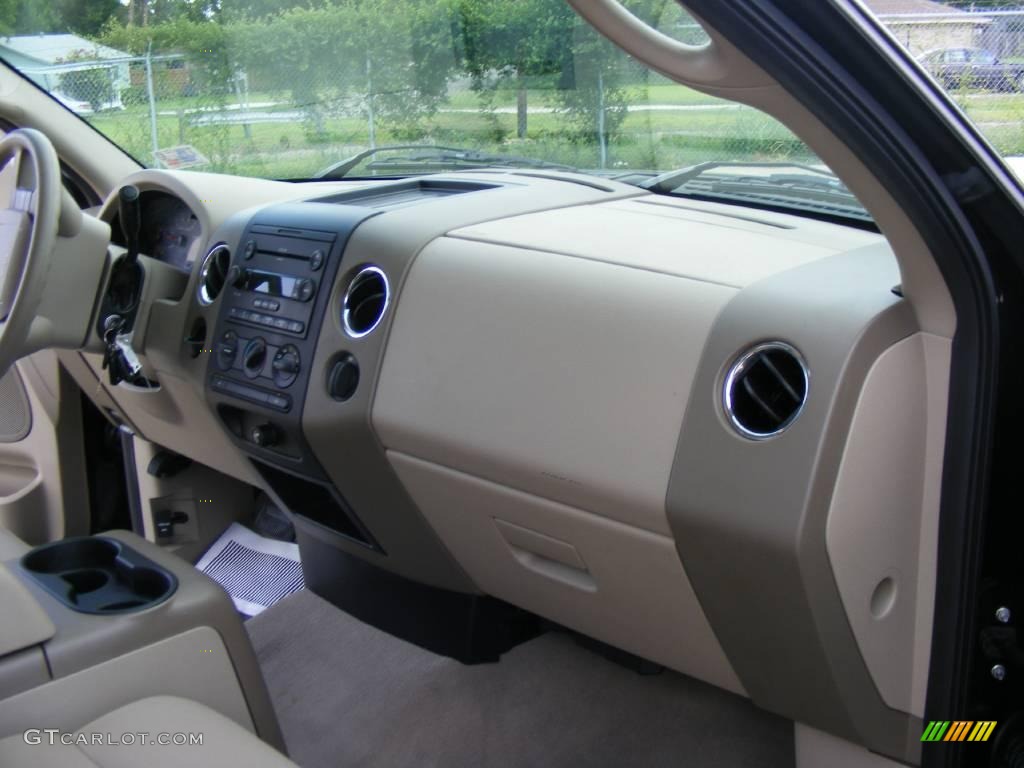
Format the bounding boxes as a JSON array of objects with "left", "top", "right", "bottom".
[{"left": 247, "top": 589, "right": 794, "bottom": 768}]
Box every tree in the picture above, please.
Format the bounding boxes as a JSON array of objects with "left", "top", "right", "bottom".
[
  {"left": 551, "top": 19, "right": 632, "bottom": 168},
  {"left": 1, "top": 0, "right": 56, "bottom": 34},
  {"left": 56, "top": 0, "right": 122, "bottom": 35},
  {"left": 455, "top": 0, "right": 575, "bottom": 139}
]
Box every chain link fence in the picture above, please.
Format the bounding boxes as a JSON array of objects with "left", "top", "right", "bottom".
[{"left": 17, "top": 5, "right": 1024, "bottom": 177}]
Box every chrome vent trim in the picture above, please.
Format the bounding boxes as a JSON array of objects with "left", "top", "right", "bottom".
[
  {"left": 342, "top": 266, "right": 390, "bottom": 338},
  {"left": 723, "top": 342, "right": 808, "bottom": 440},
  {"left": 197, "top": 243, "right": 231, "bottom": 305}
]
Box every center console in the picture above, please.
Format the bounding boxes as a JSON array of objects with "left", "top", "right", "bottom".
[
  {"left": 203, "top": 203, "right": 382, "bottom": 552},
  {"left": 0, "top": 531, "right": 284, "bottom": 749},
  {"left": 204, "top": 203, "right": 371, "bottom": 480}
]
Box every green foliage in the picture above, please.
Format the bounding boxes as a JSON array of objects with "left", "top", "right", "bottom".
[
  {"left": 550, "top": 17, "right": 632, "bottom": 158},
  {"left": 455, "top": 0, "right": 575, "bottom": 137},
  {"left": 1, "top": 0, "right": 56, "bottom": 34},
  {"left": 57, "top": 49, "right": 117, "bottom": 110}
]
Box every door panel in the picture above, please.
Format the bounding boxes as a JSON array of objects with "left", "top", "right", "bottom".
[{"left": 0, "top": 352, "right": 89, "bottom": 544}]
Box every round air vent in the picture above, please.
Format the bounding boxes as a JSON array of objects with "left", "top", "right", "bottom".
[
  {"left": 723, "top": 342, "right": 808, "bottom": 439},
  {"left": 197, "top": 244, "right": 231, "bottom": 305},
  {"left": 342, "top": 266, "right": 389, "bottom": 338}
]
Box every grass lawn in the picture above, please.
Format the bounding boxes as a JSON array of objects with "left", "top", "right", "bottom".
[{"left": 84, "top": 79, "right": 1024, "bottom": 178}]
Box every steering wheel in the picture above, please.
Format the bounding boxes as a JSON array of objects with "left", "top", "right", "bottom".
[{"left": 0, "top": 128, "right": 97, "bottom": 378}]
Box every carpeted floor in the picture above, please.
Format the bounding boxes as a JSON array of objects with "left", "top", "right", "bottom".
[{"left": 247, "top": 589, "right": 794, "bottom": 768}]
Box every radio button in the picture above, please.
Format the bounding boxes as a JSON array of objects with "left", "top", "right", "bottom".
[
  {"left": 243, "top": 239, "right": 256, "bottom": 259},
  {"left": 268, "top": 394, "right": 291, "bottom": 411},
  {"left": 310, "top": 249, "right": 325, "bottom": 271},
  {"left": 216, "top": 331, "right": 238, "bottom": 371},
  {"left": 295, "top": 278, "right": 316, "bottom": 303},
  {"left": 286, "top": 320, "right": 304, "bottom": 334}
]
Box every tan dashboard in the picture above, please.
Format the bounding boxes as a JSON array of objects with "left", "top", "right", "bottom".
[{"left": 62, "top": 168, "right": 947, "bottom": 766}]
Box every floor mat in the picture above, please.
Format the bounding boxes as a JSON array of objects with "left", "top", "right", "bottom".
[
  {"left": 196, "top": 522, "right": 304, "bottom": 617},
  {"left": 247, "top": 589, "right": 794, "bottom": 768}
]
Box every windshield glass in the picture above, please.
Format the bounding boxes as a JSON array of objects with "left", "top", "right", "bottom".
[{"left": 0, "top": 1, "right": 890, "bottom": 223}]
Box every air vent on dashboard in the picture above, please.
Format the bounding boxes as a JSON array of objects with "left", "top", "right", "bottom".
[
  {"left": 197, "top": 244, "right": 231, "bottom": 305},
  {"left": 723, "top": 342, "right": 808, "bottom": 439},
  {"left": 342, "top": 266, "right": 389, "bottom": 338}
]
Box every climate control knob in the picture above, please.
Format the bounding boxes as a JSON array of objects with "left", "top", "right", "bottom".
[
  {"left": 272, "top": 345, "right": 301, "bottom": 388},
  {"left": 242, "top": 337, "right": 267, "bottom": 378}
]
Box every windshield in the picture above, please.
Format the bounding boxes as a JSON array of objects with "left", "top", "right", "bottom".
[{"left": 12, "top": 1, "right": 1007, "bottom": 225}]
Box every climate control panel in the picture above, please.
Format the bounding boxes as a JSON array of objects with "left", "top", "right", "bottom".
[{"left": 203, "top": 203, "right": 374, "bottom": 479}]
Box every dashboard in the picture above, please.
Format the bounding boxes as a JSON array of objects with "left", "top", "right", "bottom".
[{"left": 80, "top": 167, "right": 949, "bottom": 766}]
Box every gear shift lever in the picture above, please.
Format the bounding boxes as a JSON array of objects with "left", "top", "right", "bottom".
[{"left": 118, "top": 184, "right": 141, "bottom": 265}]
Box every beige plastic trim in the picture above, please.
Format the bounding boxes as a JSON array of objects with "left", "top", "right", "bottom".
[
  {"left": 565, "top": 0, "right": 771, "bottom": 88},
  {"left": 0, "top": 562, "right": 54, "bottom": 658},
  {"left": 0, "top": 627, "right": 253, "bottom": 739},
  {"left": 0, "top": 647, "right": 49, "bottom": 700},
  {"left": 0, "top": 352, "right": 92, "bottom": 545},
  {"left": 451, "top": 197, "right": 879, "bottom": 288},
  {"left": 826, "top": 332, "right": 950, "bottom": 718},
  {"left": 795, "top": 723, "right": 908, "bottom": 768},
  {"left": 372, "top": 236, "right": 736, "bottom": 536},
  {"left": 4, "top": 530, "right": 284, "bottom": 751},
  {"left": 389, "top": 450, "right": 745, "bottom": 695}
]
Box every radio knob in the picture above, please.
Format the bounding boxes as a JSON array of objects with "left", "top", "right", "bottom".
[
  {"left": 227, "top": 265, "right": 246, "bottom": 288},
  {"left": 295, "top": 278, "right": 315, "bottom": 303},
  {"left": 242, "top": 337, "right": 267, "bottom": 378},
  {"left": 272, "top": 345, "right": 301, "bottom": 388}
]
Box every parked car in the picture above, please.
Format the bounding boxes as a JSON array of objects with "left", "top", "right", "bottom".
[{"left": 918, "top": 46, "right": 1024, "bottom": 91}]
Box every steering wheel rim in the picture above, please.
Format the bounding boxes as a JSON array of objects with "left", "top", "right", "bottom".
[{"left": 0, "top": 128, "right": 62, "bottom": 373}]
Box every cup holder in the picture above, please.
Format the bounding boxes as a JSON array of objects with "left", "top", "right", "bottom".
[
  {"left": 62, "top": 568, "right": 109, "bottom": 595},
  {"left": 22, "top": 538, "right": 119, "bottom": 574},
  {"left": 20, "top": 536, "right": 177, "bottom": 615}
]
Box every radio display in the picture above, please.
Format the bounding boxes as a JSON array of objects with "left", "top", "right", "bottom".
[{"left": 243, "top": 269, "right": 300, "bottom": 299}]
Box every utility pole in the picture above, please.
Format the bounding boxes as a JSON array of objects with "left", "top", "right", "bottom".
[
  {"left": 145, "top": 42, "right": 159, "bottom": 164},
  {"left": 366, "top": 54, "right": 376, "bottom": 149}
]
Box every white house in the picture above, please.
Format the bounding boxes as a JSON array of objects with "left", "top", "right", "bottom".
[{"left": 0, "top": 34, "right": 131, "bottom": 111}]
